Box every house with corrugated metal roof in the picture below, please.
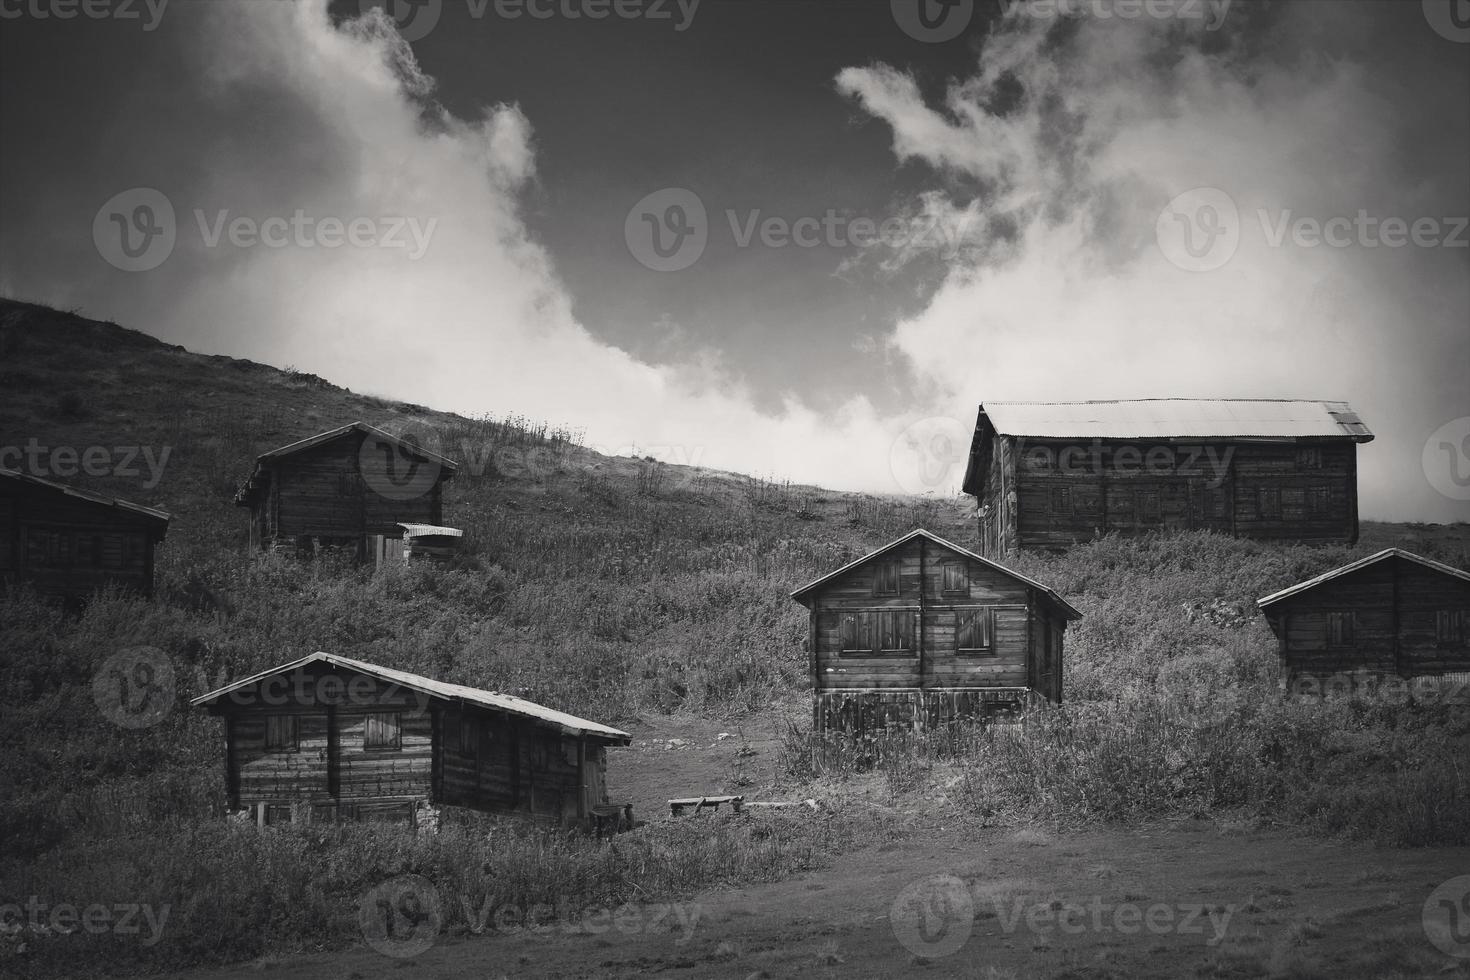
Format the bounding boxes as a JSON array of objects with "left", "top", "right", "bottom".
[
  {"left": 1258, "top": 550, "right": 1470, "bottom": 696},
  {"left": 192, "top": 651, "right": 631, "bottom": 829},
  {"left": 960, "top": 399, "right": 1374, "bottom": 555},
  {"left": 235, "top": 421, "right": 461, "bottom": 565}
]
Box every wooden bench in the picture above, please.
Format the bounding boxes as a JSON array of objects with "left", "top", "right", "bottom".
[{"left": 668, "top": 795, "right": 743, "bottom": 818}]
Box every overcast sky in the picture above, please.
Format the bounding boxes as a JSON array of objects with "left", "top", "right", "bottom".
[{"left": 0, "top": 0, "right": 1466, "bottom": 521}]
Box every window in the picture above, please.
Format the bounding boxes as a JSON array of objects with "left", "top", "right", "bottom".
[
  {"left": 458, "top": 715, "right": 477, "bottom": 757},
  {"left": 1297, "top": 447, "right": 1323, "bottom": 469},
  {"left": 956, "top": 608, "right": 994, "bottom": 654},
  {"left": 1050, "top": 487, "right": 1072, "bottom": 515},
  {"left": 941, "top": 561, "right": 969, "bottom": 595},
  {"left": 1438, "top": 610, "right": 1467, "bottom": 645},
  {"left": 1135, "top": 490, "right": 1161, "bottom": 524},
  {"left": 1257, "top": 488, "right": 1281, "bottom": 520},
  {"left": 873, "top": 560, "right": 899, "bottom": 597},
  {"left": 876, "top": 610, "right": 913, "bottom": 653},
  {"left": 838, "top": 610, "right": 914, "bottom": 656},
  {"left": 364, "top": 712, "right": 401, "bottom": 750},
  {"left": 265, "top": 714, "right": 298, "bottom": 752},
  {"left": 1199, "top": 487, "right": 1228, "bottom": 520},
  {"left": 1327, "top": 611, "right": 1355, "bottom": 647},
  {"left": 1306, "top": 485, "right": 1331, "bottom": 518}
]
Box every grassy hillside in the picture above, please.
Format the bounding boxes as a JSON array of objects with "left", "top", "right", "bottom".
[{"left": 2, "top": 297, "right": 1468, "bottom": 977}]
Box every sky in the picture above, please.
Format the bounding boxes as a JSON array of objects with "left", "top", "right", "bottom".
[{"left": 0, "top": 0, "right": 1466, "bottom": 521}]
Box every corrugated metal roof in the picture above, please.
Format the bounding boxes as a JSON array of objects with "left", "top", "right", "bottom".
[
  {"left": 0, "top": 466, "right": 171, "bottom": 532},
  {"left": 980, "top": 399, "right": 1373, "bottom": 442},
  {"left": 790, "top": 528, "right": 1082, "bottom": 620},
  {"left": 1257, "top": 549, "right": 1470, "bottom": 608},
  {"left": 191, "top": 651, "right": 631, "bottom": 744},
  {"left": 397, "top": 523, "right": 463, "bottom": 538}
]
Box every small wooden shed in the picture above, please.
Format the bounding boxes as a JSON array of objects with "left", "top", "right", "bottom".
[
  {"left": 235, "top": 422, "right": 459, "bottom": 563},
  {"left": 0, "top": 467, "right": 169, "bottom": 603},
  {"left": 192, "top": 652, "right": 631, "bottom": 828},
  {"left": 1258, "top": 549, "right": 1470, "bottom": 694},
  {"left": 791, "top": 528, "right": 1081, "bottom": 732}
]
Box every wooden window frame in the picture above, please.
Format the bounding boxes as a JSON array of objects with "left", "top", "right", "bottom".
[
  {"left": 1437, "top": 610, "right": 1467, "bottom": 646},
  {"left": 940, "top": 561, "right": 969, "bottom": 596},
  {"left": 265, "top": 714, "right": 299, "bottom": 753},
  {"left": 458, "top": 714, "right": 477, "bottom": 758},
  {"left": 838, "top": 609, "right": 916, "bottom": 658},
  {"left": 955, "top": 607, "right": 996, "bottom": 656},
  {"left": 872, "top": 560, "right": 900, "bottom": 597},
  {"left": 1135, "top": 489, "right": 1161, "bottom": 524},
  {"left": 876, "top": 609, "right": 914, "bottom": 655},
  {"left": 1306, "top": 485, "right": 1331, "bottom": 518},
  {"left": 1297, "top": 447, "right": 1323, "bottom": 469},
  {"left": 1326, "top": 611, "right": 1355, "bottom": 648},
  {"left": 1049, "top": 486, "right": 1072, "bottom": 515},
  {"left": 1257, "top": 488, "right": 1282, "bottom": 520},
  {"left": 364, "top": 711, "right": 402, "bottom": 751}
]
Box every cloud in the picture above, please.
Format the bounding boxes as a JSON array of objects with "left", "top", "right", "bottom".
[{"left": 838, "top": 1, "right": 1469, "bottom": 522}]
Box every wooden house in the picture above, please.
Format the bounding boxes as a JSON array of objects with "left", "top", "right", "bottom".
[
  {"left": 191, "top": 651, "right": 631, "bottom": 828},
  {"left": 1258, "top": 549, "right": 1470, "bottom": 694},
  {"left": 961, "top": 399, "right": 1373, "bottom": 556},
  {"left": 235, "top": 422, "right": 460, "bottom": 563},
  {"left": 0, "top": 467, "right": 169, "bottom": 603},
  {"left": 791, "top": 528, "right": 1081, "bottom": 732}
]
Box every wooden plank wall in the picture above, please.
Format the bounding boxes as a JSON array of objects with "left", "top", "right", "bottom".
[
  {"left": 0, "top": 479, "right": 159, "bottom": 599},
  {"left": 266, "top": 435, "right": 443, "bottom": 546}
]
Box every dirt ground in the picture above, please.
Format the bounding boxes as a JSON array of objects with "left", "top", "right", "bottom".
[{"left": 160, "top": 714, "right": 1470, "bottom": 980}]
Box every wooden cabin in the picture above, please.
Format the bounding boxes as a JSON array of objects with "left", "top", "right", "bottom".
[
  {"left": 961, "top": 399, "right": 1373, "bottom": 556},
  {"left": 791, "top": 528, "right": 1081, "bottom": 732},
  {"left": 192, "top": 652, "right": 631, "bottom": 829},
  {"left": 0, "top": 467, "right": 169, "bottom": 603},
  {"left": 1258, "top": 549, "right": 1470, "bottom": 696},
  {"left": 235, "top": 422, "right": 460, "bottom": 564}
]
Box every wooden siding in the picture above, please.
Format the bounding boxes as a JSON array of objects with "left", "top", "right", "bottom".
[
  {"left": 0, "top": 477, "right": 162, "bottom": 601},
  {"left": 802, "top": 535, "right": 1069, "bottom": 730},
  {"left": 977, "top": 436, "right": 1360, "bottom": 555},
  {"left": 1263, "top": 556, "right": 1470, "bottom": 686}
]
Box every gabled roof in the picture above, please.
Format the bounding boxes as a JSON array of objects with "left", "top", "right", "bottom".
[
  {"left": 235, "top": 421, "right": 459, "bottom": 505},
  {"left": 191, "top": 651, "right": 631, "bottom": 744},
  {"left": 1258, "top": 549, "right": 1470, "bottom": 608},
  {"left": 790, "top": 528, "right": 1081, "bottom": 620},
  {"left": 0, "top": 466, "right": 170, "bottom": 535},
  {"left": 977, "top": 399, "right": 1373, "bottom": 442}
]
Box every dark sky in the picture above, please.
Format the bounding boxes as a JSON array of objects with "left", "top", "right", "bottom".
[{"left": 0, "top": 0, "right": 1466, "bottom": 519}]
